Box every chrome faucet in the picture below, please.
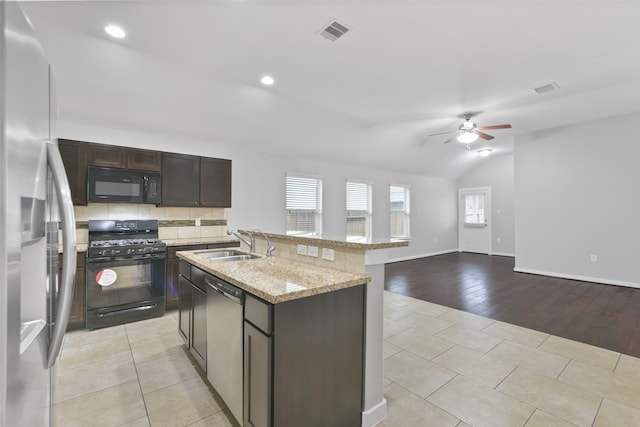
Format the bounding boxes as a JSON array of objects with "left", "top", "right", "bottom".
[
  {"left": 227, "top": 229, "right": 255, "bottom": 253},
  {"left": 252, "top": 229, "right": 276, "bottom": 257}
]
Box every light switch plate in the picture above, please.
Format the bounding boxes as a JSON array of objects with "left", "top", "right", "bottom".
[
  {"left": 307, "top": 245, "right": 319, "bottom": 257},
  {"left": 322, "top": 248, "right": 335, "bottom": 261},
  {"left": 297, "top": 244, "right": 307, "bottom": 256}
]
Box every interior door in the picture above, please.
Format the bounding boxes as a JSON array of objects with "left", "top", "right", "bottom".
[{"left": 459, "top": 187, "right": 491, "bottom": 254}]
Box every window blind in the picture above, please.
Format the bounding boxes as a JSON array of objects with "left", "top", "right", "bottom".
[
  {"left": 286, "top": 175, "right": 322, "bottom": 236},
  {"left": 390, "top": 185, "right": 410, "bottom": 238},
  {"left": 346, "top": 181, "right": 371, "bottom": 240}
]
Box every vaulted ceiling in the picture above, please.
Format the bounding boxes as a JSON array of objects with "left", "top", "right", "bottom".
[{"left": 21, "top": 0, "right": 640, "bottom": 179}]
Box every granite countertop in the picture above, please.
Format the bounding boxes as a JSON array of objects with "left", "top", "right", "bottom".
[
  {"left": 177, "top": 249, "right": 370, "bottom": 304},
  {"left": 240, "top": 230, "right": 410, "bottom": 250}
]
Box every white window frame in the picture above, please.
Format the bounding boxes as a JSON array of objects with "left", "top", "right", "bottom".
[
  {"left": 390, "top": 185, "right": 410, "bottom": 239},
  {"left": 286, "top": 173, "right": 323, "bottom": 236},
  {"left": 463, "top": 192, "right": 485, "bottom": 228},
  {"left": 346, "top": 180, "right": 372, "bottom": 242}
]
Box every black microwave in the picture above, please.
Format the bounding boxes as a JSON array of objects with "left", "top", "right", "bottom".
[{"left": 88, "top": 167, "right": 161, "bottom": 204}]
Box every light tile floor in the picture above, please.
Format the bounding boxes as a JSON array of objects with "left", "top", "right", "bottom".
[{"left": 54, "top": 292, "right": 640, "bottom": 426}]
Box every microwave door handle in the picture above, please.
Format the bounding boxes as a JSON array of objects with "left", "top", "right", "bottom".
[
  {"left": 143, "top": 176, "right": 148, "bottom": 202},
  {"left": 46, "top": 140, "right": 77, "bottom": 368}
]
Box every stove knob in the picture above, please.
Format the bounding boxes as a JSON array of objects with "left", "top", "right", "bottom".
[{"left": 128, "top": 248, "right": 136, "bottom": 255}]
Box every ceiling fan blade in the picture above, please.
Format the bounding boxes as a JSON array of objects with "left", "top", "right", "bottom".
[
  {"left": 443, "top": 136, "right": 456, "bottom": 144},
  {"left": 476, "top": 131, "right": 494, "bottom": 140},
  {"left": 478, "top": 124, "right": 511, "bottom": 130}
]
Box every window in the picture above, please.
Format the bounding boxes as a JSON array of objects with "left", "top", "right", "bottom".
[
  {"left": 286, "top": 174, "right": 322, "bottom": 236},
  {"left": 346, "top": 181, "right": 372, "bottom": 241},
  {"left": 390, "top": 185, "right": 410, "bottom": 239},
  {"left": 464, "top": 193, "right": 485, "bottom": 226}
]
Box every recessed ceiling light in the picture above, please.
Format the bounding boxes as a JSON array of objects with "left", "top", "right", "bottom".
[
  {"left": 260, "top": 75, "right": 275, "bottom": 86},
  {"left": 105, "top": 25, "right": 126, "bottom": 39}
]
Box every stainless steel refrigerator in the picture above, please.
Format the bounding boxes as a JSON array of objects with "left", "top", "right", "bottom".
[{"left": 1, "top": 2, "right": 76, "bottom": 426}]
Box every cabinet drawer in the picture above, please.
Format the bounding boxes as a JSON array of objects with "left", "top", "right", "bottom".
[
  {"left": 245, "top": 294, "right": 272, "bottom": 335},
  {"left": 179, "top": 260, "right": 191, "bottom": 280}
]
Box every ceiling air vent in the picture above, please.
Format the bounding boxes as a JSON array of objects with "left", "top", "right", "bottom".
[
  {"left": 533, "top": 82, "right": 560, "bottom": 94},
  {"left": 319, "top": 20, "right": 350, "bottom": 41}
]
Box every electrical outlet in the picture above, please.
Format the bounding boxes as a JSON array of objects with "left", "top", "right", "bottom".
[
  {"left": 297, "top": 244, "right": 307, "bottom": 256},
  {"left": 307, "top": 245, "right": 319, "bottom": 257},
  {"left": 433, "top": 237, "right": 437, "bottom": 243},
  {"left": 322, "top": 248, "right": 335, "bottom": 261},
  {"left": 590, "top": 254, "right": 598, "bottom": 262},
  {"left": 496, "top": 237, "right": 501, "bottom": 243},
  {"left": 195, "top": 218, "right": 201, "bottom": 227}
]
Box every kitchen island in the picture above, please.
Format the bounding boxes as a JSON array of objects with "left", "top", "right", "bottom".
[{"left": 177, "top": 249, "right": 370, "bottom": 427}]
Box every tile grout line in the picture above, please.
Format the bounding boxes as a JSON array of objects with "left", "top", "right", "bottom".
[{"left": 124, "top": 325, "right": 152, "bottom": 426}]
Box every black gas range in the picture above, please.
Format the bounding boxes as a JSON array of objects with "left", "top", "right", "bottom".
[{"left": 86, "top": 220, "right": 166, "bottom": 330}]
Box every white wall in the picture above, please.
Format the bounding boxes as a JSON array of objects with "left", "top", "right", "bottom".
[
  {"left": 457, "top": 154, "right": 515, "bottom": 256},
  {"left": 515, "top": 112, "right": 640, "bottom": 287},
  {"left": 59, "top": 120, "right": 458, "bottom": 261}
]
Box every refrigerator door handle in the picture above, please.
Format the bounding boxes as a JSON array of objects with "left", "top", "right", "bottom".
[{"left": 46, "top": 140, "right": 77, "bottom": 368}]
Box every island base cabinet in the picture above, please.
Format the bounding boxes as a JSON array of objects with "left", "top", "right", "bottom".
[
  {"left": 178, "top": 275, "right": 191, "bottom": 343},
  {"left": 244, "top": 322, "right": 272, "bottom": 427},
  {"left": 244, "top": 285, "right": 365, "bottom": 427}
]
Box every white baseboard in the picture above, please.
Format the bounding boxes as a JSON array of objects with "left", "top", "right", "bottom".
[
  {"left": 491, "top": 252, "right": 515, "bottom": 257},
  {"left": 387, "top": 249, "right": 458, "bottom": 264},
  {"left": 513, "top": 267, "right": 640, "bottom": 289},
  {"left": 362, "top": 398, "right": 387, "bottom": 427}
]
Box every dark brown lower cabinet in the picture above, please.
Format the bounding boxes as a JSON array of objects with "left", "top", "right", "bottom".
[
  {"left": 59, "top": 252, "right": 86, "bottom": 331},
  {"left": 243, "top": 285, "right": 365, "bottom": 427},
  {"left": 178, "top": 275, "right": 192, "bottom": 344},
  {"left": 167, "top": 242, "right": 239, "bottom": 310},
  {"left": 178, "top": 270, "right": 208, "bottom": 370}
]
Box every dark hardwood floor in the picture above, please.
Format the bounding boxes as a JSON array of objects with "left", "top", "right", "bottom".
[{"left": 385, "top": 252, "right": 640, "bottom": 358}]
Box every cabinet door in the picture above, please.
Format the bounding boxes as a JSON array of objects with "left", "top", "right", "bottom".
[
  {"left": 244, "top": 321, "right": 272, "bottom": 427},
  {"left": 88, "top": 143, "right": 126, "bottom": 168},
  {"left": 167, "top": 246, "right": 208, "bottom": 311},
  {"left": 162, "top": 153, "right": 200, "bottom": 206},
  {"left": 178, "top": 275, "right": 192, "bottom": 343},
  {"left": 190, "top": 284, "right": 207, "bottom": 370},
  {"left": 128, "top": 148, "right": 161, "bottom": 171},
  {"left": 200, "top": 157, "right": 232, "bottom": 207},
  {"left": 58, "top": 139, "right": 87, "bottom": 205}
]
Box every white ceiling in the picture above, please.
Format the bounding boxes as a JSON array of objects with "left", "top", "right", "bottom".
[{"left": 20, "top": 0, "right": 640, "bottom": 179}]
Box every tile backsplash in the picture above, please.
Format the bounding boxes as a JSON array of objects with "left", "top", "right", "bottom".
[{"left": 74, "top": 203, "right": 227, "bottom": 244}]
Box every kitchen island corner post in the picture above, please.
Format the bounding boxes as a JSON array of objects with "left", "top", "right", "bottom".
[{"left": 361, "top": 249, "right": 391, "bottom": 427}]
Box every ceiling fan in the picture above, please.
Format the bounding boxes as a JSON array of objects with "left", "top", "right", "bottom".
[{"left": 429, "top": 114, "right": 511, "bottom": 145}]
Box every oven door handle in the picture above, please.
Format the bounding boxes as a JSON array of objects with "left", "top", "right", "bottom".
[
  {"left": 46, "top": 140, "right": 77, "bottom": 368},
  {"left": 87, "top": 254, "right": 166, "bottom": 263}
]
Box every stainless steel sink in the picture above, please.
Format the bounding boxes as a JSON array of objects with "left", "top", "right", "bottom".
[
  {"left": 212, "top": 254, "right": 260, "bottom": 262},
  {"left": 197, "top": 250, "right": 259, "bottom": 262}
]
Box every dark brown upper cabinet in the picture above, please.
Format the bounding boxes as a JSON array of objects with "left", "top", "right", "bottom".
[
  {"left": 200, "top": 157, "right": 232, "bottom": 207},
  {"left": 89, "top": 144, "right": 161, "bottom": 171},
  {"left": 162, "top": 153, "right": 201, "bottom": 206},
  {"left": 127, "top": 148, "right": 161, "bottom": 171},
  {"left": 88, "top": 144, "right": 126, "bottom": 168},
  {"left": 58, "top": 139, "right": 88, "bottom": 205},
  {"left": 162, "top": 153, "right": 231, "bottom": 207}
]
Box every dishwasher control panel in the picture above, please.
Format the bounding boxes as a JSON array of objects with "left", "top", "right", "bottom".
[{"left": 211, "top": 279, "right": 243, "bottom": 300}]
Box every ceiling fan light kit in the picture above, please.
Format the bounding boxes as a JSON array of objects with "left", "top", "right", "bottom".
[
  {"left": 431, "top": 114, "right": 512, "bottom": 146},
  {"left": 457, "top": 131, "right": 479, "bottom": 143}
]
